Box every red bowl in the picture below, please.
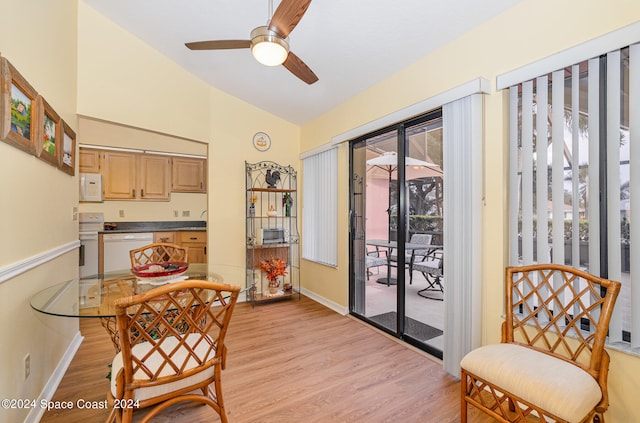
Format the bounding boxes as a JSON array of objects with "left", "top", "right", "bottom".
[{"left": 131, "top": 261, "right": 189, "bottom": 278}]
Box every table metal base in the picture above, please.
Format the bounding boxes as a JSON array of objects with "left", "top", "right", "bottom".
[{"left": 376, "top": 277, "right": 397, "bottom": 286}]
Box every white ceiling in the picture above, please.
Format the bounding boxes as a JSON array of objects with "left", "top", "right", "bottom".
[{"left": 83, "top": 0, "right": 522, "bottom": 125}]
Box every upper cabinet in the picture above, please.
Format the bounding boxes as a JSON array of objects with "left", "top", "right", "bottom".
[
  {"left": 139, "top": 155, "right": 172, "bottom": 200},
  {"left": 80, "top": 147, "right": 206, "bottom": 202},
  {"left": 101, "top": 151, "right": 138, "bottom": 200},
  {"left": 102, "top": 152, "right": 171, "bottom": 201},
  {"left": 172, "top": 157, "right": 206, "bottom": 193},
  {"left": 79, "top": 149, "right": 101, "bottom": 173}
]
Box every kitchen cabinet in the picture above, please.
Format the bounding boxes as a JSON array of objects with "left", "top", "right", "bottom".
[
  {"left": 139, "top": 155, "right": 171, "bottom": 200},
  {"left": 154, "top": 231, "right": 176, "bottom": 244},
  {"left": 79, "top": 149, "right": 101, "bottom": 173},
  {"left": 179, "top": 231, "right": 207, "bottom": 263},
  {"left": 101, "top": 152, "right": 170, "bottom": 201},
  {"left": 245, "top": 161, "right": 299, "bottom": 303},
  {"left": 172, "top": 157, "right": 206, "bottom": 193},
  {"left": 102, "top": 152, "right": 137, "bottom": 200}
]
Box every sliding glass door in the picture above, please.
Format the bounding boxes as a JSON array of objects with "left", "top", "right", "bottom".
[{"left": 349, "top": 110, "right": 444, "bottom": 357}]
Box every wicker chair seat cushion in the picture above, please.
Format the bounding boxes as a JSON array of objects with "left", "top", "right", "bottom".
[
  {"left": 111, "top": 333, "right": 215, "bottom": 402},
  {"left": 366, "top": 256, "right": 387, "bottom": 268},
  {"left": 413, "top": 259, "right": 442, "bottom": 276},
  {"left": 460, "top": 343, "right": 601, "bottom": 423}
]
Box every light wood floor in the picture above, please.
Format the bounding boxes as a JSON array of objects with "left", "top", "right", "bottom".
[{"left": 40, "top": 295, "right": 493, "bottom": 422}]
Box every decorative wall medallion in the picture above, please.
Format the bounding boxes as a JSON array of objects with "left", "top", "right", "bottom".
[{"left": 253, "top": 132, "right": 271, "bottom": 151}]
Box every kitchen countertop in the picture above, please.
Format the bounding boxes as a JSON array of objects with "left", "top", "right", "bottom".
[{"left": 99, "top": 220, "right": 206, "bottom": 234}]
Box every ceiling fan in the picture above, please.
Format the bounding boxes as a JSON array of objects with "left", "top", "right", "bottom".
[{"left": 185, "top": 0, "right": 318, "bottom": 85}]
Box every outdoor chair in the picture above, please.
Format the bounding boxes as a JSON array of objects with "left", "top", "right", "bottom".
[
  {"left": 130, "top": 242, "right": 188, "bottom": 268},
  {"left": 460, "top": 264, "right": 621, "bottom": 423},
  {"left": 366, "top": 247, "right": 387, "bottom": 281},
  {"left": 105, "top": 280, "right": 240, "bottom": 423},
  {"left": 412, "top": 248, "right": 443, "bottom": 300},
  {"left": 388, "top": 233, "right": 433, "bottom": 284}
]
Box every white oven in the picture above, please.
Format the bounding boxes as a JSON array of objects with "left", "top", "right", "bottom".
[{"left": 79, "top": 212, "right": 104, "bottom": 277}]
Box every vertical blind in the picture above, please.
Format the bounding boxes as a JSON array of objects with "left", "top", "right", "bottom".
[
  {"left": 508, "top": 43, "right": 639, "bottom": 347},
  {"left": 302, "top": 147, "right": 338, "bottom": 267},
  {"left": 442, "top": 94, "right": 483, "bottom": 376}
]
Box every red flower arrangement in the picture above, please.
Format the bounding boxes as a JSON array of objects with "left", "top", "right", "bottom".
[{"left": 260, "top": 257, "right": 288, "bottom": 288}]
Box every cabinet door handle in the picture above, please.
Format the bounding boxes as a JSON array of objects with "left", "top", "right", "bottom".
[
  {"left": 132, "top": 189, "right": 136, "bottom": 197},
  {"left": 190, "top": 237, "right": 197, "bottom": 240},
  {"left": 79, "top": 244, "right": 85, "bottom": 266},
  {"left": 141, "top": 189, "right": 144, "bottom": 197}
]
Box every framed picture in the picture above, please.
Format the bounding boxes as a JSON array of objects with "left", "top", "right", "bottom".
[
  {"left": 36, "top": 96, "right": 61, "bottom": 167},
  {"left": 59, "top": 119, "right": 76, "bottom": 175},
  {"left": 0, "top": 57, "right": 39, "bottom": 154}
]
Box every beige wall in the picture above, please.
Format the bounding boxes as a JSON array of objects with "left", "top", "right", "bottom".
[
  {"left": 299, "top": 0, "right": 640, "bottom": 421},
  {"left": 0, "top": 1, "right": 79, "bottom": 422}
]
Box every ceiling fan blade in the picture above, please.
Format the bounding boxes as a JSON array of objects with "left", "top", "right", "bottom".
[
  {"left": 185, "top": 40, "right": 251, "bottom": 50},
  {"left": 268, "top": 0, "right": 312, "bottom": 38},
  {"left": 283, "top": 52, "right": 318, "bottom": 85}
]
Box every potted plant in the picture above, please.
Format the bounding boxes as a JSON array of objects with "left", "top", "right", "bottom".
[
  {"left": 282, "top": 193, "right": 293, "bottom": 216},
  {"left": 260, "top": 257, "right": 288, "bottom": 294}
]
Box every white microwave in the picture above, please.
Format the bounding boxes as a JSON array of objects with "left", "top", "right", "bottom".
[
  {"left": 259, "top": 228, "right": 286, "bottom": 244},
  {"left": 79, "top": 173, "right": 103, "bottom": 202}
]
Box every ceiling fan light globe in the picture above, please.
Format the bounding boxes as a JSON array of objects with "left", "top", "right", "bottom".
[{"left": 250, "top": 26, "right": 289, "bottom": 66}]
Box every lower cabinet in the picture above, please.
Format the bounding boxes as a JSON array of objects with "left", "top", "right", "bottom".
[
  {"left": 179, "top": 231, "right": 207, "bottom": 263},
  {"left": 152, "top": 231, "right": 206, "bottom": 263},
  {"left": 154, "top": 231, "right": 176, "bottom": 244}
]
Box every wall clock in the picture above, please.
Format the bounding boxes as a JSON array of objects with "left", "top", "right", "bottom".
[{"left": 253, "top": 132, "right": 271, "bottom": 151}]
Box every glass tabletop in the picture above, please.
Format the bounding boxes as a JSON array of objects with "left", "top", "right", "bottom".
[{"left": 30, "top": 264, "right": 225, "bottom": 318}]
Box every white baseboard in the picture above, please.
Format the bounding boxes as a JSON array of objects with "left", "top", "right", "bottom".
[
  {"left": 24, "top": 331, "right": 84, "bottom": 423},
  {"left": 299, "top": 287, "right": 348, "bottom": 315}
]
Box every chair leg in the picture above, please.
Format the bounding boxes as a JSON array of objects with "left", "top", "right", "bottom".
[
  {"left": 213, "top": 376, "right": 229, "bottom": 423},
  {"left": 105, "top": 406, "right": 118, "bottom": 423}
]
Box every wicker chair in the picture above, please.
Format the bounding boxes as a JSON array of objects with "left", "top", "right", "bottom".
[
  {"left": 460, "top": 264, "right": 621, "bottom": 423},
  {"left": 130, "top": 242, "right": 188, "bottom": 268},
  {"left": 105, "top": 280, "right": 240, "bottom": 423}
]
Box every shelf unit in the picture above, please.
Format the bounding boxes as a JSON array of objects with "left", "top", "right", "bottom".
[{"left": 245, "top": 161, "right": 300, "bottom": 303}]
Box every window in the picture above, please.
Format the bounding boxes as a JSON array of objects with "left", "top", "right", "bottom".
[
  {"left": 507, "top": 44, "right": 639, "bottom": 347},
  {"left": 302, "top": 147, "right": 338, "bottom": 267}
]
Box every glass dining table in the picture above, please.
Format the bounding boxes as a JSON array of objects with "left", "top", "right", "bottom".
[{"left": 30, "top": 264, "right": 230, "bottom": 351}]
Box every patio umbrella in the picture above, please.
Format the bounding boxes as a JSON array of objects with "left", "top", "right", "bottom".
[{"left": 366, "top": 151, "right": 442, "bottom": 180}]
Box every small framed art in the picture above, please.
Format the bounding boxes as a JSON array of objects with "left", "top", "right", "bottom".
[
  {"left": 36, "top": 96, "right": 61, "bottom": 167},
  {"left": 59, "top": 119, "right": 76, "bottom": 175},
  {"left": 0, "top": 57, "right": 39, "bottom": 154}
]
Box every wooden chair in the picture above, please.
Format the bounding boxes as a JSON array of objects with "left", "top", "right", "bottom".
[
  {"left": 130, "top": 243, "right": 188, "bottom": 268},
  {"left": 105, "top": 280, "right": 240, "bottom": 423},
  {"left": 460, "top": 264, "right": 621, "bottom": 423}
]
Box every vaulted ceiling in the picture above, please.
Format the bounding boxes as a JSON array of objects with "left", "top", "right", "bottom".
[{"left": 83, "top": 0, "right": 523, "bottom": 125}]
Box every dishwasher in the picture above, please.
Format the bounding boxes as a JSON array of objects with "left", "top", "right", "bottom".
[{"left": 102, "top": 232, "right": 154, "bottom": 273}]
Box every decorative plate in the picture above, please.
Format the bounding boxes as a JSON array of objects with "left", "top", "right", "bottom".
[{"left": 253, "top": 132, "right": 271, "bottom": 151}]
